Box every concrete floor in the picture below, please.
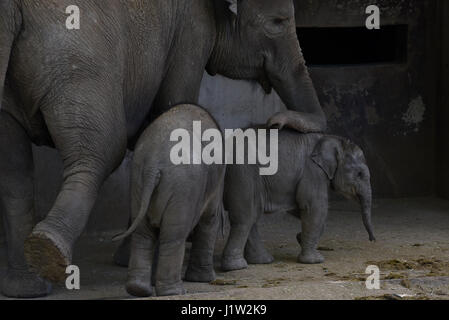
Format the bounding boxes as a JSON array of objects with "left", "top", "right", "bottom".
[{"left": 1, "top": 197, "right": 449, "bottom": 300}]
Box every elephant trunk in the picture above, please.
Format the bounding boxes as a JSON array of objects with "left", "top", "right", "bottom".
[
  {"left": 358, "top": 187, "right": 376, "bottom": 242},
  {"left": 264, "top": 36, "right": 327, "bottom": 133}
]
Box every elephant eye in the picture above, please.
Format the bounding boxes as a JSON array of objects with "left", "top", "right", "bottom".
[
  {"left": 357, "top": 171, "right": 364, "bottom": 179},
  {"left": 265, "top": 18, "right": 289, "bottom": 36},
  {"left": 273, "top": 17, "right": 287, "bottom": 25},
  {"left": 264, "top": 17, "right": 290, "bottom": 36}
]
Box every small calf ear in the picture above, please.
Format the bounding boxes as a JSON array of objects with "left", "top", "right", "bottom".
[
  {"left": 225, "top": 0, "right": 238, "bottom": 15},
  {"left": 310, "top": 138, "right": 341, "bottom": 180}
]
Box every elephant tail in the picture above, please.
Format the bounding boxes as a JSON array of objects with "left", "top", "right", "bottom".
[
  {"left": 112, "top": 168, "right": 161, "bottom": 242},
  {"left": 0, "top": 1, "right": 21, "bottom": 110}
]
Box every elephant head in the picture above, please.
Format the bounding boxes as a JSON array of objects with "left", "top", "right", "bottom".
[
  {"left": 311, "top": 136, "right": 376, "bottom": 242},
  {"left": 208, "top": 0, "right": 326, "bottom": 133}
]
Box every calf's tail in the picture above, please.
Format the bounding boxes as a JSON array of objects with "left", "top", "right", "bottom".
[{"left": 112, "top": 168, "right": 161, "bottom": 242}]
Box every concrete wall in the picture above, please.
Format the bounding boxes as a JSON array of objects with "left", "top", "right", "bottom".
[
  {"left": 295, "top": 0, "right": 438, "bottom": 198},
  {"left": 437, "top": 0, "right": 449, "bottom": 199},
  {"left": 0, "top": 0, "right": 441, "bottom": 239}
]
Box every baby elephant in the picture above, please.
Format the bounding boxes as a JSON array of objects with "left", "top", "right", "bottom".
[
  {"left": 222, "top": 130, "right": 375, "bottom": 271},
  {"left": 114, "top": 104, "right": 225, "bottom": 297}
]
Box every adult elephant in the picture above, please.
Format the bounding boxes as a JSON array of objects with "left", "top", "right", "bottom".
[{"left": 0, "top": 0, "right": 326, "bottom": 297}]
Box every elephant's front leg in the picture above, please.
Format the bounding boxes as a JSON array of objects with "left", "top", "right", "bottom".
[
  {"left": 126, "top": 221, "right": 157, "bottom": 297},
  {"left": 297, "top": 208, "right": 327, "bottom": 264},
  {"left": 296, "top": 176, "right": 328, "bottom": 264},
  {"left": 0, "top": 111, "right": 52, "bottom": 298},
  {"left": 151, "top": 45, "right": 206, "bottom": 116}
]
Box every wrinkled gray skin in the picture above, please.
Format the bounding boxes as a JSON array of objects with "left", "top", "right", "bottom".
[
  {"left": 0, "top": 0, "right": 325, "bottom": 297},
  {"left": 222, "top": 131, "right": 375, "bottom": 271},
  {"left": 113, "top": 105, "right": 225, "bottom": 297}
]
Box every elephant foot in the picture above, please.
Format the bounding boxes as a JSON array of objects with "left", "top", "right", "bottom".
[
  {"left": 184, "top": 264, "right": 216, "bottom": 283},
  {"left": 221, "top": 256, "right": 248, "bottom": 272},
  {"left": 24, "top": 226, "right": 72, "bottom": 283},
  {"left": 156, "top": 281, "right": 186, "bottom": 297},
  {"left": 245, "top": 248, "right": 274, "bottom": 265},
  {"left": 126, "top": 271, "right": 153, "bottom": 298},
  {"left": 297, "top": 250, "right": 324, "bottom": 264},
  {"left": 1, "top": 268, "right": 52, "bottom": 298},
  {"left": 113, "top": 238, "right": 131, "bottom": 268}
]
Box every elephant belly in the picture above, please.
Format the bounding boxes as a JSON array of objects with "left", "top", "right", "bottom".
[
  {"left": 263, "top": 176, "right": 298, "bottom": 214},
  {"left": 265, "top": 201, "right": 297, "bottom": 215},
  {"left": 264, "top": 191, "right": 297, "bottom": 215}
]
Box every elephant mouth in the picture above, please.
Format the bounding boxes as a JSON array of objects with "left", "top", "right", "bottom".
[
  {"left": 341, "top": 192, "right": 356, "bottom": 201},
  {"left": 334, "top": 184, "right": 357, "bottom": 201},
  {"left": 258, "top": 69, "right": 273, "bottom": 94}
]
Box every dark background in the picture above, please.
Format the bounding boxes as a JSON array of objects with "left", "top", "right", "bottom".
[
  {"left": 0, "top": 0, "right": 447, "bottom": 239},
  {"left": 296, "top": 0, "right": 439, "bottom": 199}
]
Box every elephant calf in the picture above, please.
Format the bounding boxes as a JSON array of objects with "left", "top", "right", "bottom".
[
  {"left": 114, "top": 104, "right": 225, "bottom": 297},
  {"left": 222, "top": 130, "right": 376, "bottom": 271}
]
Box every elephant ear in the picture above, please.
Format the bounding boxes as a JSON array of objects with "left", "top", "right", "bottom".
[
  {"left": 310, "top": 137, "right": 342, "bottom": 180},
  {"left": 225, "top": 0, "right": 238, "bottom": 15}
]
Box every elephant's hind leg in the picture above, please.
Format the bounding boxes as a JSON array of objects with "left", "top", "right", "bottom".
[
  {"left": 155, "top": 205, "right": 192, "bottom": 296},
  {"left": 184, "top": 208, "right": 220, "bottom": 283},
  {"left": 0, "top": 111, "right": 51, "bottom": 298},
  {"left": 126, "top": 220, "right": 157, "bottom": 297},
  {"left": 23, "top": 82, "right": 127, "bottom": 283},
  {"left": 155, "top": 236, "right": 187, "bottom": 296},
  {"left": 221, "top": 221, "right": 253, "bottom": 272},
  {"left": 244, "top": 224, "right": 274, "bottom": 265},
  {"left": 222, "top": 167, "right": 262, "bottom": 271}
]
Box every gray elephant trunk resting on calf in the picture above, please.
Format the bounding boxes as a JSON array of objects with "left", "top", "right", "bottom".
[
  {"left": 113, "top": 104, "right": 225, "bottom": 297},
  {"left": 222, "top": 130, "right": 375, "bottom": 271}
]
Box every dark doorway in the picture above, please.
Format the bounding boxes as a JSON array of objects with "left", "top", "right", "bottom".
[{"left": 297, "top": 25, "right": 408, "bottom": 66}]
